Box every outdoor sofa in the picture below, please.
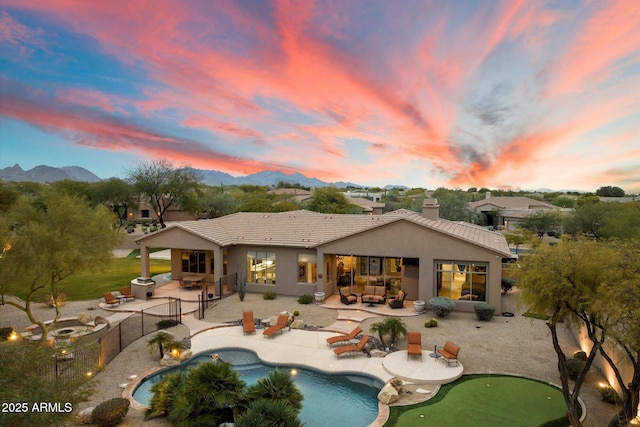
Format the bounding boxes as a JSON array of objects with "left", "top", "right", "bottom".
[{"left": 361, "top": 285, "right": 386, "bottom": 305}]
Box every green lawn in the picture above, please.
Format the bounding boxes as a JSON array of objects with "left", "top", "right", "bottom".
[
  {"left": 386, "top": 375, "right": 570, "bottom": 427},
  {"left": 6, "top": 257, "right": 171, "bottom": 301}
]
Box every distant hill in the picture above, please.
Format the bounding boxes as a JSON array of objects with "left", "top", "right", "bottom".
[
  {"left": 0, "top": 164, "right": 101, "bottom": 183},
  {"left": 190, "top": 168, "right": 364, "bottom": 188},
  {"left": 0, "top": 164, "right": 368, "bottom": 188}
]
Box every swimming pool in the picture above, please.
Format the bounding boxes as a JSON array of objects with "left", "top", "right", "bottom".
[{"left": 133, "top": 348, "right": 383, "bottom": 426}]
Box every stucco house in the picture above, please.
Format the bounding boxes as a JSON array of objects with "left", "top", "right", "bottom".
[
  {"left": 134, "top": 202, "right": 513, "bottom": 313},
  {"left": 469, "top": 193, "right": 558, "bottom": 230}
]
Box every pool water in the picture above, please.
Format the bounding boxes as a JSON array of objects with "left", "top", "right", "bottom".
[{"left": 133, "top": 349, "right": 382, "bottom": 426}]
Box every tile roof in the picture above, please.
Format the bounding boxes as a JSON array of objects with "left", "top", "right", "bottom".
[
  {"left": 141, "top": 209, "right": 512, "bottom": 257},
  {"left": 469, "top": 196, "right": 555, "bottom": 210}
]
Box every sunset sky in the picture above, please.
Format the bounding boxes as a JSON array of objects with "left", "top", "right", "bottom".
[{"left": 1, "top": 0, "right": 639, "bottom": 192}]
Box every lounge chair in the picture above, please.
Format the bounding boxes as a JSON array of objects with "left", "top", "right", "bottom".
[
  {"left": 103, "top": 292, "right": 119, "bottom": 307},
  {"left": 263, "top": 314, "right": 289, "bottom": 338},
  {"left": 243, "top": 311, "right": 256, "bottom": 334},
  {"left": 438, "top": 341, "right": 461, "bottom": 367},
  {"left": 388, "top": 290, "right": 406, "bottom": 309},
  {"left": 120, "top": 286, "right": 135, "bottom": 301},
  {"left": 326, "top": 326, "right": 362, "bottom": 347},
  {"left": 333, "top": 335, "right": 370, "bottom": 358},
  {"left": 407, "top": 331, "right": 422, "bottom": 361}
]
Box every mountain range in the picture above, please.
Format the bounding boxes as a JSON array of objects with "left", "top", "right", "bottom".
[{"left": 0, "top": 164, "right": 372, "bottom": 188}]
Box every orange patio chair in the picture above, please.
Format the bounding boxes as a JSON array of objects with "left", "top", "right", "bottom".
[
  {"left": 333, "top": 335, "right": 370, "bottom": 358},
  {"left": 120, "top": 286, "right": 135, "bottom": 301},
  {"left": 326, "top": 326, "right": 362, "bottom": 347},
  {"left": 438, "top": 341, "right": 461, "bottom": 367},
  {"left": 407, "top": 331, "right": 422, "bottom": 361},
  {"left": 243, "top": 311, "right": 256, "bottom": 335},
  {"left": 263, "top": 314, "right": 289, "bottom": 338},
  {"left": 103, "top": 292, "right": 119, "bottom": 306}
]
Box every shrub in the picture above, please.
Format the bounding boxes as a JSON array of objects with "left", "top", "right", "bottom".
[
  {"left": 429, "top": 297, "right": 455, "bottom": 318},
  {"left": 92, "top": 398, "right": 130, "bottom": 427},
  {"left": 599, "top": 386, "right": 621, "bottom": 404},
  {"left": 297, "top": 294, "right": 313, "bottom": 304},
  {"left": 157, "top": 319, "right": 179, "bottom": 329},
  {"left": 424, "top": 318, "right": 438, "bottom": 328},
  {"left": 474, "top": 302, "right": 495, "bottom": 321},
  {"left": 263, "top": 290, "right": 277, "bottom": 300},
  {"left": 501, "top": 278, "right": 515, "bottom": 294},
  {"left": 293, "top": 310, "right": 300, "bottom": 317},
  {"left": 566, "top": 358, "right": 586, "bottom": 380},
  {"left": 573, "top": 350, "right": 587, "bottom": 361}
]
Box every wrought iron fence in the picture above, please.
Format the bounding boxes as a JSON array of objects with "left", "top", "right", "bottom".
[
  {"left": 98, "top": 297, "right": 181, "bottom": 366},
  {"left": 196, "top": 273, "right": 237, "bottom": 319}
]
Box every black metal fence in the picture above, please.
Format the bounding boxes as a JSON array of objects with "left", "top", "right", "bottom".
[
  {"left": 196, "top": 273, "right": 237, "bottom": 319},
  {"left": 98, "top": 297, "right": 181, "bottom": 366}
]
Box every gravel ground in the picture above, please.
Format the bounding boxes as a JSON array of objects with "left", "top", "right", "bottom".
[{"left": 1, "top": 290, "right": 622, "bottom": 426}]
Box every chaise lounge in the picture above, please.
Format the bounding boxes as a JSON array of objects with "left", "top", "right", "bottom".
[
  {"left": 333, "top": 335, "right": 370, "bottom": 358},
  {"left": 243, "top": 311, "right": 256, "bottom": 334},
  {"left": 263, "top": 314, "right": 289, "bottom": 338},
  {"left": 326, "top": 326, "right": 362, "bottom": 347}
]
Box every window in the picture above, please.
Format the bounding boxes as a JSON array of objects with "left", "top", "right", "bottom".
[
  {"left": 182, "top": 250, "right": 206, "bottom": 273},
  {"left": 247, "top": 251, "right": 276, "bottom": 284},
  {"left": 141, "top": 209, "right": 150, "bottom": 218},
  {"left": 297, "top": 253, "right": 317, "bottom": 284},
  {"left": 436, "top": 261, "right": 487, "bottom": 301}
]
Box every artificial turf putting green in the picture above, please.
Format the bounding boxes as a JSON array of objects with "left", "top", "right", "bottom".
[{"left": 389, "top": 375, "right": 568, "bottom": 427}]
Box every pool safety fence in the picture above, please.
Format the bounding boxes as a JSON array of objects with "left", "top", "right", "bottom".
[
  {"left": 196, "top": 273, "right": 237, "bottom": 319},
  {"left": 98, "top": 297, "right": 182, "bottom": 366}
]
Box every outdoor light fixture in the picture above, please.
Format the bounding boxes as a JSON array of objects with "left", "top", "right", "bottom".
[
  {"left": 8, "top": 331, "right": 18, "bottom": 341},
  {"left": 290, "top": 369, "right": 298, "bottom": 376}
]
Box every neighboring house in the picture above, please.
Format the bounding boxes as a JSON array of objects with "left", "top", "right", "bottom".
[
  {"left": 128, "top": 199, "right": 200, "bottom": 223},
  {"left": 134, "top": 201, "right": 513, "bottom": 313},
  {"left": 469, "top": 193, "right": 559, "bottom": 230},
  {"left": 267, "top": 188, "right": 313, "bottom": 204},
  {"left": 346, "top": 196, "right": 385, "bottom": 215}
]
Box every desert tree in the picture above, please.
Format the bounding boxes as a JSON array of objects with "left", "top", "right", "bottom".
[
  {"left": 127, "top": 159, "right": 202, "bottom": 228},
  {"left": 0, "top": 188, "right": 121, "bottom": 340},
  {"left": 517, "top": 237, "right": 622, "bottom": 426}
]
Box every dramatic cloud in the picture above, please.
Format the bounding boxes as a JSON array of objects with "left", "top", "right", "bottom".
[{"left": 0, "top": 0, "right": 638, "bottom": 191}]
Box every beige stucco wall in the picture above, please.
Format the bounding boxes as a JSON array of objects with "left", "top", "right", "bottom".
[
  {"left": 137, "top": 219, "right": 506, "bottom": 312},
  {"left": 317, "top": 221, "right": 504, "bottom": 313},
  {"left": 225, "top": 246, "right": 318, "bottom": 297}
]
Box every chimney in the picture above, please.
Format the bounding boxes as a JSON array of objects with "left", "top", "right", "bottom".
[
  {"left": 485, "top": 191, "right": 491, "bottom": 199},
  {"left": 422, "top": 198, "right": 439, "bottom": 220}
]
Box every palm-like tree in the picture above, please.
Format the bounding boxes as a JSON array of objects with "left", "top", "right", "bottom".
[
  {"left": 235, "top": 399, "right": 303, "bottom": 427},
  {"left": 246, "top": 369, "right": 303, "bottom": 411},
  {"left": 146, "top": 331, "right": 174, "bottom": 359},
  {"left": 169, "top": 361, "right": 247, "bottom": 426},
  {"left": 370, "top": 317, "right": 408, "bottom": 348},
  {"left": 145, "top": 371, "right": 186, "bottom": 420}
]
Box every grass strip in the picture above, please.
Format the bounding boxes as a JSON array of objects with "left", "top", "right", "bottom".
[{"left": 5, "top": 258, "right": 171, "bottom": 301}]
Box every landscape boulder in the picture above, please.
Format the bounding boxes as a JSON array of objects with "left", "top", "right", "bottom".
[
  {"left": 75, "top": 407, "right": 94, "bottom": 424},
  {"left": 290, "top": 319, "right": 305, "bottom": 329},
  {"left": 377, "top": 383, "right": 399, "bottom": 404},
  {"left": 77, "top": 312, "right": 92, "bottom": 325}
]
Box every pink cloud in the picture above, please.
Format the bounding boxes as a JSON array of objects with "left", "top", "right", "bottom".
[{"left": 546, "top": 0, "right": 640, "bottom": 96}]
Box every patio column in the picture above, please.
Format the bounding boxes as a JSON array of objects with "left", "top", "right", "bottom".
[
  {"left": 139, "top": 245, "right": 151, "bottom": 280},
  {"left": 213, "top": 246, "right": 223, "bottom": 280}
]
